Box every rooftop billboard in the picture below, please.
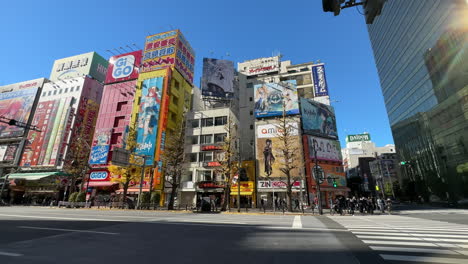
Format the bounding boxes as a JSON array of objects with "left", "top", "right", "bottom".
[
  {"left": 254, "top": 80, "right": 299, "bottom": 118},
  {"left": 201, "top": 58, "right": 234, "bottom": 98},
  {"left": 50, "top": 52, "right": 108, "bottom": 83},
  {"left": 105, "top": 50, "right": 142, "bottom": 84},
  {"left": 300, "top": 98, "right": 338, "bottom": 139},
  {"left": 239, "top": 56, "right": 280, "bottom": 76}
]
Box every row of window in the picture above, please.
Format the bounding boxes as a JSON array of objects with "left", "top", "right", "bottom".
[
  {"left": 186, "top": 151, "right": 221, "bottom": 162},
  {"left": 42, "top": 86, "right": 80, "bottom": 97},
  {"left": 191, "top": 116, "right": 227, "bottom": 128},
  {"left": 188, "top": 133, "right": 227, "bottom": 144}
]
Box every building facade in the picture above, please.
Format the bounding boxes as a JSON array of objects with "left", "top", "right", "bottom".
[{"left": 367, "top": 0, "right": 468, "bottom": 202}]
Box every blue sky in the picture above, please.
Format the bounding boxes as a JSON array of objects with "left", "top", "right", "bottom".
[{"left": 0, "top": 0, "right": 393, "bottom": 148}]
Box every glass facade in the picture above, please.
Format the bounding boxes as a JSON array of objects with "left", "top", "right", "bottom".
[{"left": 367, "top": 0, "right": 468, "bottom": 203}]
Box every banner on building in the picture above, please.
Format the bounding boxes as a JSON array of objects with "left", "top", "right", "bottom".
[
  {"left": 106, "top": 50, "right": 142, "bottom": 84},
  {"left": 201, "top": 58, "right": 234, "bottom": 98},
  {"left": 0, "top": 86, "right": 39, "bottom": 138},
  {"left": 256, "top": 121, "right": 302, "bottom": 179},
  {"left": 304, "top": 135, "right": 342, "bottom": 162},
  {"left": 312, "top": 64, "right": 329, "bottom": 97},
  {"left": 254, "top": 80, "right": 299, "bottom": 118},
  {"left": 136, "top": 77, "right": 164, "bottom": 165},
  {"left": 300, "top": 98, "right": 338, "bottom": 139},
  {"left": 89, "top": 128, "right": 112, "bottom": 165}
]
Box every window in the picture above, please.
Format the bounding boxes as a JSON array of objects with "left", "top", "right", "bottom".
[
  {"left": 191, "top": 119, "right": 199, "bottom": 128},
  {"left": 214, "top": 116, "right": 227, "bottom": 126},
  {"left": 70, "top": 87, "right": 74, "bottom": 92},
  {"left": 214, "top": 133, "right": 226, "bottom": 143},
  {"left": 188, "top": 153, "right": 197, "bottom": 163},
  {"left": 201, "top": 117, "right": 214, "bottom": 127},
  {"left": 249, "top": 97, "right": 253, "bottom": 102},
  {"left": 170, "top": 112, "right": 177, "bottom": 121},
  {"left": 200, "top": 134, "right": 213, "bottom": 144},
  {"left": 199, "top": 152, "right": 213, "bottom": 162},
  {"left": 58, "top": 89, "right": 62, "bottom": 94},
  {"left": 48, "top": 91, "right": 52, "bottom": 96},
  {"left": 110, "top": 133, "right": 122, "bottom": 145},
  {"left": 75, "top": 86, "right": 80, "bottom": 91},
  {"left": 172, "top": 96, "right": 179, "bottom": 106},
  {"left": 198, "top": 170, "right": 212, "bottom": 181},
  {"left": 246, "top": 82, "right": 253, "bottom": 89},
  {"left": 64, "top": 88, "right": 69, "bottom": 93},
  {"left": 174, "top": 80, "right": 180, "bottom": 90},
  {"left": 53, "top": 90, "right": 57, "bottom": 95},
  {"left": 250, "top": 125, "right": 254, "bottom": 130},
  {"left": 116, "top": 101, "right": 127, "bottom": 111},
  {"left": 113, "top": 116, "right": 125, "bottom": 127},
  {"left": 249, "top": 110, "right": 253, "bottom": 115},
  {"left": 190, "top": 136, "right": 198, "bottom": 144},
  {"left": 42, "top": 92, "right": 46, "bottom": 97}
]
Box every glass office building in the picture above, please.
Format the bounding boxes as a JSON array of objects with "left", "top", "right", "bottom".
[{"left": 367, "top": 0, "right": 468, "bottom": 203}]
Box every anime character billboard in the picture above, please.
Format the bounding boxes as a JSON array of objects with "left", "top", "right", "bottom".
[{"left": 254, "top": 80, "right": 299, "bottom": 118}]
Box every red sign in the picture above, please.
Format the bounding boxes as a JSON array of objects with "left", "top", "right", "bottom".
[
  {"left": 105, "top": 51, "right": 142, "bottom": 84},
  {"left": 201, "top": 145, "right": 222, "bottom": 151},
  {"left": 204, "top": 161, "right": 221, "bottom": 167},
  {"left": 198, "top": 181, "right": 224, "bottom": 189}
]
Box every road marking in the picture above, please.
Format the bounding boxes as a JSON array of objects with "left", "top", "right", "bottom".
[
  {"left": 17, "top": 226, "right": 119, "bottom": 235},
  {"left": 352, "top": 231, "right": 468, "bottom": 238},
  {"left": 380, "top": 254, "right": 468, "bottom": 264},
  {"left": 0, "top": 251, "right": 23, "bottom": 257},
  {"left": 292, "top": 216, "right": 302, "bottom": 229},
  {"left": 362, "top": 240, "right": 440, "bottom": 247},
  {"left": 0, "top": 214, "right": 128, "bottom": 222},
  {"left": 370, "top": 246, "right": 459, "bottom": 255},
  {"left": 357, "top": 235, "right": 423, "bottom": 241}
]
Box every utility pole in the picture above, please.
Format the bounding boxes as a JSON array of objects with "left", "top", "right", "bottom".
[
  {"left": 237, "top": 138, "right": 241, "bottom": 213},
  {"left": 313, "top": 143, "right": 323, "bottom": 215},
  {"left": 136, "top": 155, "right": 147, "bottom": 209}
]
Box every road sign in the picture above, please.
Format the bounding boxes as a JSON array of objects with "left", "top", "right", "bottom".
[{"left": 111, "top": 147, "right": 130, "bottom": 166}]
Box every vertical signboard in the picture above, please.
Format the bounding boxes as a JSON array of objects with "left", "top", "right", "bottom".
[
  {"left": 312, "top": 64, "right": 329, "bottom": 97},
  {"left": 201, "top": 58, "right": 234, "bottom": 98},
  {"left": 106, "top": 50, "right": 142, "bottom": 84},
  {"left": 254, "top": 80, "right": 299, "bottom": 118},
  {"left": 136, "top": 77, "right": 164, "bottom": 165},
  {"left": 300, "top": 98, "right": 338, "bottom": 139},
  {"left": 174, "top": 30, "right": 195, "bottom": 83},
  {"left": 89, "top": 128, "right": 112, "bottom": 165}
]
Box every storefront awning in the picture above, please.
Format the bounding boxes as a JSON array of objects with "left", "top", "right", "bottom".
[
  {"left": 87, "top": 181, "right": 118, "bottom": 187},
  {"left": 2, "top": 172, "right": 70, "bottom": 181},
  {"left": 230, "top": 191, "right": 253, "bottom": 196}
]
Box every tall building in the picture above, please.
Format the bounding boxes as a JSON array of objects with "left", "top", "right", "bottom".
[
  {"left": 86, "top": 50, "right": 142, "bottom": 197},
  {"left": 237, "top": 56, "right": 345, "bottom": 208},
  {"left": 9, "top": 52, "right": 108, "bottom": 202},
  {"left": 367, "top": 0, "right": 468, "bottom": 202},
  {"left": 135, "top": 30, "right": 194, "bottom": 203},
  {"left": 0, "top": 78, "right": 45, "bottom": 200}
]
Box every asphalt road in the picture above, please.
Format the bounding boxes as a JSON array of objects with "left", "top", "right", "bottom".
[{"left": 0, "top": 206, "right": 467, "bottom": 264}]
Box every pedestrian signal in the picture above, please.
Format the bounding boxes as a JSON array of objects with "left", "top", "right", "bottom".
[{"left": 332, "top": 181, "right": 337, "bottom": 188}]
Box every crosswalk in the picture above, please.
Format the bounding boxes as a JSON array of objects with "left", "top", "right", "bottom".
[{"left": 329, "top": 215, "right": 468, "bottom": 263}]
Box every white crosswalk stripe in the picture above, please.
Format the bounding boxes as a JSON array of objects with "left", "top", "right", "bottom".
[{"left": 330, "top": 215, "right": 468, "bottom": 263}]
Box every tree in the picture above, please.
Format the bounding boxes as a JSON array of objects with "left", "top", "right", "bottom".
[
  {"left": 274, "top": 103, "right": 303, "bottom": 212},
  {"left": 63, "top": 127, "right": 92, "bottom": 194},
  {"left": 108, "top": 126, "right": 141, "bottom": 202},
  {"left": 216, "top": 115, "right": 239, "bottom": 211},
  {"left": 161, "top": 120, "right": 186, "bottom": 210}
]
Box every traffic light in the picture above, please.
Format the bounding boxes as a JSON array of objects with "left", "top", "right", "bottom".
[
  {"left": 375, "top": 185, "right": 380, "bottom": 191},
  {"left": 364, "top": 0, "right": 386, "bottom": 24},
  {"left": 333, "top": 180, "right": 337, "bottom": 188},
  {"left": 400, "top": 161, "right": 406, "bottom": 165},
  {"left": 322, "top": 0, "right": 343, "bottom": 16}
]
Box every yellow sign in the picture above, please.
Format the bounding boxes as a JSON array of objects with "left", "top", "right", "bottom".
[{"left": 231, "top": 181, "right": 254, "bottom": 194}]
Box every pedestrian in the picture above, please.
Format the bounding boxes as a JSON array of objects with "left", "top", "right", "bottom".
[
  {"left": 377, "top": 198, "right": 385, "bottom": 213},
  {"left": 274, "top": 197, "right": 278, "bottom": 209},
  {"left": 294, "top": 199, "right": 300, "bottom": 210}
]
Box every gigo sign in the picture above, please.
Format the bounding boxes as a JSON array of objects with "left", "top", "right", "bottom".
[
  {"left": 112, "top": 55, "right": 135, "bottom": 79},
  {"left": 346, "top": 134, "right": 371, "bottom": 143},
  {"left": 89, "top": 171, "right": 108, "bottom": 181}
]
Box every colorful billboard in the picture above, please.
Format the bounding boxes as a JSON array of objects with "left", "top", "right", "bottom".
[
  {"left": 304, "top": 135, "right": 342, "bottom": 162},
  {"left": 307, "top": 162, "right": 346, "bottom": 188},
  {"left": 89, "top": 128, "right": 112, "bottom": 165},
  {"left": 106, "top": 50, "right": 142, "bottom": 84},
  {"left": 136, "top": 77, "right": 164, "bottom": 165},
  {"left": 254, "top": 80, "right": 299, "bottom": 118},
  {"left": 256, "top": 122, "right": 303, "bottom": 178},
  {"left": 174, "top": 30, "right": 195, "bottom": 83},
  {"left": 50, "top": 52, "right": 108, "bottom": 83},
  {"left": 300, "top": 98, "right": 338, "bottom": 139},
  {"left": 142, "top": 30, "right": 178, "bottom": 73},
  {"left": 0, "top": 87, "right": 39, "bottom": 138},
  {"left": 201, "top": 58, "right": 234, "bottom": 98},
  {"left": 312, "top": 64, "right": 329, "bottom": 97},
  {"left": 239, "top": 56, "right": 280, "bottom": 76}
]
